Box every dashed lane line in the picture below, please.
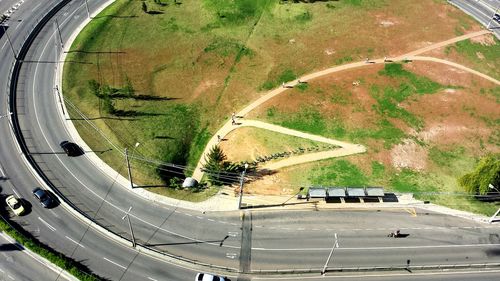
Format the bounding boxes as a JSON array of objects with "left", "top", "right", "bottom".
[
  {"left": 103, "top": 257, "right": 126, "bottom": 270},
  {"left": 37, "top": 217, "right": 56, "bottom": 232}
]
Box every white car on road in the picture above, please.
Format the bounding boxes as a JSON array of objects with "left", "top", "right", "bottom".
[
  {"left": 5, "top": 195, "right": 25, "bottom": 216},
  {"left": 195, "top": 273, "right": 227, "bottom": 281}
]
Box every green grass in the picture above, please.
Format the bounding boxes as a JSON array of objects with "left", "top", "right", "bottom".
[
  {"left": 291, "top": 157, "right": 498, "bottom": 215},
  {"left": 308, "top": 159, "right": 369, "bottom": 186},
  {"left": 203, "top": 0, "right": 270, "bottom": 25},
  {"left": 428, "top": 146, "right": 465, "bottom": 167},
  {"left": 349, "top": 119, "right": 406, "bottom": 149},
  {"left": 450, "top": 39, "right": 500, "bottom": 80}
]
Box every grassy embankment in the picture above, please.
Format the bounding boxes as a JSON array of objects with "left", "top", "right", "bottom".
[
  {"left": 252, "top": 63, "right": 499, "bottom": 215},
  {"left": 63, "top": 0, "right": 480, "bottom": 201}
]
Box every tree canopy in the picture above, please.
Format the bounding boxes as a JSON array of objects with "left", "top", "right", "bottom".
[{"left": 458, "top": 154, "right": 500, "bottom": 194}]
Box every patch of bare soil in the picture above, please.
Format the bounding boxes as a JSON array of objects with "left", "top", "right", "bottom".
[
  {"left": 470, "top": 34, "right": 496, "bottom": 46},
  {"left": 390, "top": 139, "right": 428, "bottom": 171},
  {"left": 405, "top": 61, "right": 496, "bottom": 89}
]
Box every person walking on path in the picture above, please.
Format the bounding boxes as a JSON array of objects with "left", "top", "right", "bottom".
[{"left": 231, "top": 112, "right": 236, "bottom": 125}]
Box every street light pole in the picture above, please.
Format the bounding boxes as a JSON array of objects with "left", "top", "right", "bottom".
[
  {"left": 55, "top": 19, "right": 64, "bottom": 49},
  {"left": 125, "top": 148, "right": 133, "bottom": 189},
  {"left": 1, "top": 25, "right": 17, "bottom": 59},
  {"left": 321, "top": 233, "right": 339, "bottom": 275},
  {"left": 125, "top": 143, "right": 140, "bottom": 189},
  {"left": 0, "top": 112, "right": 13, "bottom": 119},
  {"left": 122, "top": 206, "right": 136, "bottom": 248},
  {"left": 237, "top": 163, "right": 249, "bottom": 210},
  {"left": 84, "top": 0, "right": 91, "bottom": 19},
  {"left": 282, "top": 187, "right": 304, "bottom": 206}
]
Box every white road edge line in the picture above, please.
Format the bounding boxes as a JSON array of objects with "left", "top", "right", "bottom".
[
  {"left": 253, "top": 268, "right": 500, "bottom": 280},
  {"left": 103, "top": 257, "right": 126, "bottom": 270},
  {"left": 147, "top": 277, "right": 158, "bottom": 281},
  {"left": 252, "top": 243, "right": 500, "bottom": 251},
  {"left": 38, "top": 217, "right": 56, "bottom": 232}
]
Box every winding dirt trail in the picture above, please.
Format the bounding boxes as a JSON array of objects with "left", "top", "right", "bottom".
[{"left": 192, "top": 30, "right": 498, "bottom": 181}]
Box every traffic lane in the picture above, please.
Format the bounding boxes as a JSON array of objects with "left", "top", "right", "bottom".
[
  {"left": 254, "top": 269, "right": 500, "bottom": 281},
  {"left": 249, "top": 208, "right": 493, "bottom": 240},
  {"left": 250, "top": 243, "right": 500, "bottom": 270},
  {"left": 17, "top": 0, "right": 247, "bottom": 263},
  {"left": 0, "top": 232, "right": 67, "bottom": 281}
]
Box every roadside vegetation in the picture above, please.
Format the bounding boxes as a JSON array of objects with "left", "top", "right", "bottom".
[
  {"left": 245, "top": 62, "right": 499, "bottom": 215},
  {"left": 64, "top": 0, "right": 483, "bottom": 201},
  {"left": 0, "top": 214, "right": 103, "bottom": 281}
]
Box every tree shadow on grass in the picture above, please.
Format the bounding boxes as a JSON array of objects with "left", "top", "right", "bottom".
[
  {"left": 113, "top": 110, "right": 166, "bottom": 117},
  {"left": 147, "top": 11, "right": 164, "bottom": 15},
  {"left": 92, "top": 15, "right": 138, "bottom": 19},
  {"left": 64, "top": 50, "right": 126, "bottom": 54}
]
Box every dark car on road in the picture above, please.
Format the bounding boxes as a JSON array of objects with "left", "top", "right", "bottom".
[
  {"left": 60, "top": 141, "right": 84, "bottom": 157},
  {"left": 32, "top": 188, "right": 54, "bottom": 208},
  {"left": 494, "top": 13, "right": 500, "bottom": 23}
]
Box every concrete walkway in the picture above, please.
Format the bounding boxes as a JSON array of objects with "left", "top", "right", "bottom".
[{"left": 192, "top": 29, "right": 497, "bottom": 181}]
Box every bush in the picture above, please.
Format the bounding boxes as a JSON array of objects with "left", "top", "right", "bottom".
[{"left": 459, "top": 154, "right": 500, "bottom": 194}]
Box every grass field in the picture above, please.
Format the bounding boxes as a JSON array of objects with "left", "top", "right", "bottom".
[
  {"left": 243, "top": 62, "right": 499, "bottom": 214},
  {"left": 64, "top": 0, "right": 489, "bottom": 201}
]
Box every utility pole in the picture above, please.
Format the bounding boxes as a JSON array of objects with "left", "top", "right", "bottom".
[
  {"left": 122, "top": 207, "right": 136, "bottom": 248},
  {"left": 487, "top": 3, "right": 500, "bottom": 28},
  {"left": 55, "top": 19, "right": 64, "bottom": 49},
  {"left": 124, "top": 143, "right": 140, "bottom": 189},
  {"left": 237, "top": 163, "right": 249, "bottom": 210},
  {"left": 0, "top": 112, "right": 13, "bottom": 119},
  {"left": 321, "top": 233, "right": 339, "bottom": 275},
  {"left": 125, "top": 148, "right": 133, "bottom": 189},
  {"left": 1, "top": 25, "right": 17, "bottom": 59},
  {"left": 84, "top": 0, "right": 91, "bottom": 19}
]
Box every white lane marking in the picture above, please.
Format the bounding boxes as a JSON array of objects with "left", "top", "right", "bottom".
[
  {"left": 147, "top": 277, "right": 158, "bottom": 281},
  {"left": 31, "top": 2, "right": 42, "bottom": 12},
  {"left": 253, "top": 269, "right": 500, "bottom": 280},
  {"left": 37, "top": 217, "right": 56, "bottom": 231},
  {"left": 184, "top": 213, "right": 192, "bottom": 217},
  {"left": 226, "top": 253, "right": 238, "bottom": 259},
  {"left": 0, "top": 165, "right": 5, "bottom": 176},
  {"left": 103, "top": 257, "right": 126, "bottom": 270},
  {"left": 0, "top": 268, "right": 4, "bottom": 273},
  {"left": 11, "top": 188, "right": 21, "bottom": 198},
  {"left": 252, "top": 243, "right": 500, "bottom": 251},
  {"left": 65, "top": 236, "right": 85, "bottom": 248},
  {"left": 1, "top": 40, "right": 8, "bottom": 51},
  {"left": 8, "top": 275, "right": 14, "bottom": 280},
  {"left": 207, "top": 219, "right": 215, "bottom": 222}
]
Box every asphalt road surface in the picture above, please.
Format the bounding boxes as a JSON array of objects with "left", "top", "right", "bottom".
[
  {"left": 1, "top": 0, "right": 500, "bottom": 280},
  {"left": 449, "top": 0, "right": 500, "bottom": 38}
]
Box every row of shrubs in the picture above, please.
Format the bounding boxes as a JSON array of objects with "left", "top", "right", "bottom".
[
  {"left": 251, "top": 144, "right": 339, "bottom": 165},
  {"left": 0, "top": 215, "right": 104, "bottom": 281}
]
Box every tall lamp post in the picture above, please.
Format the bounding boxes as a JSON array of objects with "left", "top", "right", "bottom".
[
  {"left": 0, "top": 112, "right": 12, "bottom": 119},
  {"left": 1, "top": 25, "right": 17, "bottom": 59},
  {"left": 125, "top": 142, "right": 140, "bottom": 189},
  {"left": 237, "top": 163, "right": 249, "bottom": 210},
  {"left": 489, "top": 184, "right": 500, "bottom": 223},
  {"left": 122, "top": 206, "right": 136, "bottom": 248},
  {"left": 84, "top": 0, "right": 91, "bottom": 19},
  {"left": 321, "top": 233, "right": 339, "bottom": 275}
]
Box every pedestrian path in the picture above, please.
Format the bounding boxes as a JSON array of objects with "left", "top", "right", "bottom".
[{"left": 192, "top": 29, "right": 497, "bottom": 181}]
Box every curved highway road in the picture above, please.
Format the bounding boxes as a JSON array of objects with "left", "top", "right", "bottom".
[{"left": 1, "top": 0, "right": 500, "bottom": 280}]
